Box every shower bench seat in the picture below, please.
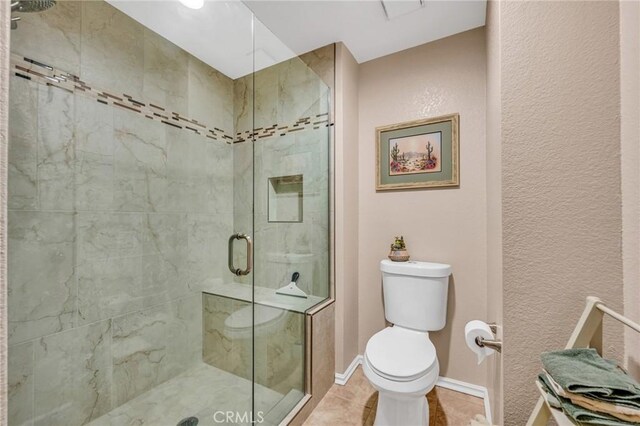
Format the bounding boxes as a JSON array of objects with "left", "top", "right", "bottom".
[{"left": 203, "top": 280, "right": 326, "bottom": 314}]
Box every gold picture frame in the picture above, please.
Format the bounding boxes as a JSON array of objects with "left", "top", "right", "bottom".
[{"left": 376, "top": 113, "right": 459, "bottom": 191}]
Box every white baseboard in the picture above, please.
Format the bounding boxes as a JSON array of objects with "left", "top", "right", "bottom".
[
  {"left": 334, "top": 355, "right": 492, "bottom": 424},
  {"left": 435, "top": 376, "right": 485, "bottom": 398},
  {"left": 484, "top": 391, "right": 493, "bottom": 426},
  {"left": 334, "top": 354, "right": 363, "bottom": 385},
  {"left": 435, "top": 377, "right": 492, "bottom": 424}
]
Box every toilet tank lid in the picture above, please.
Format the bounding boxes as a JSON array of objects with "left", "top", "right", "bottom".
[{"left": 380, "top": 260, "right": 451, "bottom": 277}]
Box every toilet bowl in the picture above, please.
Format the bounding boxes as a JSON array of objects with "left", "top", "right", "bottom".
[
  {"left": 363, "top": 260, "right": 451, "bottom": 426},
  {"left": 224, "top": 304, "right": 286, "bottom": 339},
  {"left": 363, "top": 326, "right": 439, "bottom": 425}
]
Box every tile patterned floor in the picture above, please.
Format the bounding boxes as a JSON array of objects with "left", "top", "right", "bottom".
[
  {"left": 303, "top": 367, "right": 485, "bottom": 426},
  {"left": 88, "top": 362, "right": 288, "bottom": 426}
]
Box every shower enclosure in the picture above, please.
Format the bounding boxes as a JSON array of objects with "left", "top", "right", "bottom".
[{"left": 6, "top": 1, "right": 332, "bottom": 425}]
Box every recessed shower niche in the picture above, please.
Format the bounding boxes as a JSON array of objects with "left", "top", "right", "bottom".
[{"left": 268, "top": 174, "right": 304, "bottom": 223}]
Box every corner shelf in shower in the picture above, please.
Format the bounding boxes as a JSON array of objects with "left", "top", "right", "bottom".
[{"left": 202, "top": 281, "right": 326, "bottom": 314}]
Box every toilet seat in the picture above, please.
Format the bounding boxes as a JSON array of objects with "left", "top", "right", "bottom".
[{"left": 365, "top": 327, "right": 437, "bottom": 382}]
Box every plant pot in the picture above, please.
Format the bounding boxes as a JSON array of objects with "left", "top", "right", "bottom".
[{"left": 388, "top": 249, "right": 410, "bottom": 262}]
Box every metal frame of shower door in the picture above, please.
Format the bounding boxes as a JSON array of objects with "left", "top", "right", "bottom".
[{"left": 526, "top": 296, "right": 640, "bottom": 426}]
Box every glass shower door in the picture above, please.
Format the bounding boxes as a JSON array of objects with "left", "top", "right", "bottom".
[{"left": 246, "top": 18, "right": 332, "bottom": 425}]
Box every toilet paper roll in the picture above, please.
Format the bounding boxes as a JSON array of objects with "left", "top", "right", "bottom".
[{"left": 465, "top": 320, "right": 496, "bottom": 365}]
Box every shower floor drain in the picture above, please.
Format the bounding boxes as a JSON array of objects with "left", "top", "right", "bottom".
[{"left": 177, "top": 416, "right": 199, "bottom": 426}]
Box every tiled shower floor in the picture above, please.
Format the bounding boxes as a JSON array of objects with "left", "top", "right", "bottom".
[{"left": 88, "top": 363, "right": 291, "bottom": 426}]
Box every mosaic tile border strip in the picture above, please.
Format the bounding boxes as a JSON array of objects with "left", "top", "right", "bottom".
[
  {"left": 10, "top": 53, "right": 333, "bottom": 144},
  {"left": 234, "top": 113, "right": 332, "bottom": 144},
  {"left": 10, "top": 53, "right": 235, "bottom": 143}
]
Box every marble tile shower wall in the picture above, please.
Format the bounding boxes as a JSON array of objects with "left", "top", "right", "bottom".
[
  {"left": 7, "top": 1, "right": 234, "bottom": 424},
  {"left": 232, "top": 46, "right": 334, "bottom": 297}
]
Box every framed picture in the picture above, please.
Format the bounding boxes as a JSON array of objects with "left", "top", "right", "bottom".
[{"left": 376, "top": 113, "right": 459, "bottom": 191}]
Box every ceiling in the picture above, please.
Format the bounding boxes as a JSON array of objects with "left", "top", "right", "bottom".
[
  {"left": 245, "top": 1, "right": 486, "bottom": 65},
  {"left": 108, "top": 0, "right": 486, "bottom": 79}
]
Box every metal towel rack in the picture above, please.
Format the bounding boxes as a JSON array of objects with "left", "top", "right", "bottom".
[{"left": 527, "top": 296, "right": 640, "bottom": 426}]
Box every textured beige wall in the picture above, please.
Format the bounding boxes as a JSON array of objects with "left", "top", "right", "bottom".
[
  {"left": 485, "top": 0, "right": 503, "bottom": 423},
  {"left": 1, "top": 2, "right": 9, "bottom": 425},
  {"left": 501, "top": 2, "right": 623, "bottom": 424},
  {"left": 334, "top": 43, "right": 360, "bottom": 373},
  {"left": 621, "top": 0, "right": 640, "bottom": 378},
  {"left": 357, "top": 28, "right": 488, "bottom": 386}
]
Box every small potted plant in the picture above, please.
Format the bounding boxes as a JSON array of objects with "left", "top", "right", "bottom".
[{"left": 388, "top": 236, "right": 410, "bottom": 262}]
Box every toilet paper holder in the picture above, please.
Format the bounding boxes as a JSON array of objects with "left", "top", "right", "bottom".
[{"left": 475, "top": 323, "right": 502, "bottom": 353}]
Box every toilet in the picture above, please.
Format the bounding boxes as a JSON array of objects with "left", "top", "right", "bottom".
[{"left": 363, "top": 259, "right": 451, "bottom": 426}]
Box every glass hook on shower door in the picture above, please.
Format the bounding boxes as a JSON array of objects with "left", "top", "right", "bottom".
[{"left": 228, "top": 233, "right": 253, "bottom": 276}]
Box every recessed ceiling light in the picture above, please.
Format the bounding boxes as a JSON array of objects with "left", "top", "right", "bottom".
[{"left": 179, "top": 0, "right": 204, "bottom": 10}]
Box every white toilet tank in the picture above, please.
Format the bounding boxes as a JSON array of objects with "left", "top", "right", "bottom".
[{"left": 380, "top": 260, "right": 451, "bottom": 332}]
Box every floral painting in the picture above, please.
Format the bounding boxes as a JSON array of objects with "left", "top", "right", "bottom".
[{"left": 389, "top": 132, "right": 442, "bottom": 175}]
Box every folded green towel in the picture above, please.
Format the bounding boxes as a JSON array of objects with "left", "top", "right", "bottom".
[
  {"left": 541, "top": 348, "right": 640, "bottom": 408},
  {"left": 538, "top": 374, "right": 639, "bottom": 425}
]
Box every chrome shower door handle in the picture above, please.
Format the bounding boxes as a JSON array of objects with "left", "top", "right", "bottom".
[{"left": 228, "top": 233, "right": 253, "bottom": 276}]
